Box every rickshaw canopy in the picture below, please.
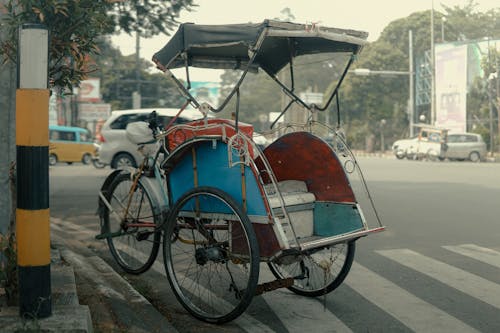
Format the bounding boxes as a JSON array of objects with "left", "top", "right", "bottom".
[{"left": 152, "top": 20, "right": 368, "bottom": 75}]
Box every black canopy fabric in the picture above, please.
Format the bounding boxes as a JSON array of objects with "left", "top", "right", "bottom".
[{"left": 152, "top": 20, "right": 368, "bottom": 75}]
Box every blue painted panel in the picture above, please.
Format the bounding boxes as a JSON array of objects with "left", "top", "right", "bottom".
[
  {"left": 313, "top": 202, "right": 364, "bottom": 236},
  {"left": 168, "top": 140, "right": 267, "bottom": 216}
]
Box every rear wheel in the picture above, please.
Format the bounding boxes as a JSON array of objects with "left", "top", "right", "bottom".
[
  {"left": 82, "top": 153, "right": 92, "bottom": 165},
  {"left": 469, "top": 151, "right": 480, "bottom": 162},
  {"left": 102, "top": 172, "right": 161, "bottom": 274},
  {"left": 163, "top": 187, "right": 259, "bottom": 324},
  {"left": 268, "top": 241, "right": 355, "bottom": 297}
]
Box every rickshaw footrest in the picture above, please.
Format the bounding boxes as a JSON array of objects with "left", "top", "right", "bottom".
[{"left": 254, "top": 277, "right": 294, "bottom": 295}]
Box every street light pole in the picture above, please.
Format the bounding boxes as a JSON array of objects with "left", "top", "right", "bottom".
[
  {"left": 352, "top": 30, "right": 415, "bottom": 138},
  {"left": 409, "top": 30, "right": 415, "bottom": 137},
  {"left": 441, "top": 16, "right": 446, "bottom": 42},
  {"left": 488, "top": 72, "right": 496, "bottom": 157},
  {"left": 430, "top": 0, "right": 436, "bottom": 125}
]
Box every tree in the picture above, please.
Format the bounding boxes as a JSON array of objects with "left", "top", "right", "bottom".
[
  {"left": 94, "top": 42, "right": 184, "bottom": 110},
  {"left": 0, "top": 0, "right": 195, "bottom": 91},
  {"left": 0, "top": 0, "right": 195, "bottom": 303},
  {"left": 341, "top": 2, "right": 500, "bottom": 149}
]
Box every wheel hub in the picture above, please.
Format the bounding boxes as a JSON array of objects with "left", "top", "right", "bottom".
[{"left": 195, "top": 246, "right": 226, "bottom": 265}]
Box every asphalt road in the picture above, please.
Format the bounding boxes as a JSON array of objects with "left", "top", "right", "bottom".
[{"left": 49, "top": 157, "right": 500, "bottom": 332}]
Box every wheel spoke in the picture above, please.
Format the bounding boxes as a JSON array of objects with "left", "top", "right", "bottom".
[
  {"left": 103, "top": 173, "right": 160, "bottom": 274},
  {"left": 164, "top": 187, "right": 259, "bottom": 324},
  {"left": 268, "top": 242, "right": 355, "bottom": 297}
]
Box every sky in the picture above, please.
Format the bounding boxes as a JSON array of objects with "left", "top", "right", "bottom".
[{"left": 112, "top": 0, "right": 499, "bottom": 81}]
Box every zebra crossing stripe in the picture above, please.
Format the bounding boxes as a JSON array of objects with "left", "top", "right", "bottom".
[
  {"left": 346, "top": 262, "right": 478, "bottom": 332},
  {"left": 378, "top": 249, "right": 500, "bottom": 310},
  {"left": 259, "top": 267, "right": 353, "bottom": 333},
  {"left": 443, "top": 244, "right": 500, "bottom": 269}
]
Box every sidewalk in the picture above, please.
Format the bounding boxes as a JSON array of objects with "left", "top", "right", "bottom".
[{"left": 0, "top": 232, "right": 179, "bottom": 332}]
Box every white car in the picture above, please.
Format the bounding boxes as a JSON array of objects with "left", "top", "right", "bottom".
[
  {"left": 392, "top": 137, "right": 418, "bottom": 159},
  {"left": 98, "top": 108, "right": 204, "bottom": 168}
]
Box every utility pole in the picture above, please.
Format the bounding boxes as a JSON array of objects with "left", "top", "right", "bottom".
[
  {"left": 16, "top": 24, "right": 52, "bottom": 318},
  {"left": 495, "top": 48, "right": 500, "bottom": 152},
  {"left": 133, "top": 31, "right": 141, "bottom": 109}
]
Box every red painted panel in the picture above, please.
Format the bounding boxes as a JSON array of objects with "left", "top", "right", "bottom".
[
  {"left": 167, "top": 119, "right": 254, "bottom": 151},
  {"left": 232, "top": 222, "right": 281, "bottom": 258},
  {"left": 262, "top": 132, "right": 355, "bottom": 202}
]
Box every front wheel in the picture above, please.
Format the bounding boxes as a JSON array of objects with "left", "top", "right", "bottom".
[
  {"left": 93, "top": 159, "right": 106, "bottom": 169},
  {"left": 395, "top": 149, "right": 406, "bottom": 159},
  {"left": 163, "top": 187, "right": 260, "bottom": 324},
  {"left": 49, "top": 154, "right": 57, "bottom": 166},
  {"left": 426, "top": 149, "right": 438, "bottom": 161},
  {"left": 112, "top": 153, "right": 136, "bottom": 169},
  {"left": 268, "top": 241, "right": 355, "bottom": 297},
  {"left": 102, "top": 172, "right": 161, "bottom": 274}
]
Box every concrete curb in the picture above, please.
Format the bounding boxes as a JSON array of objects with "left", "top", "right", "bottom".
[
  {"left": 0, "top": 249, "right": 93, "bottom": 333},
  {"left": 60, "top": 248, "right": 179, "bottom": 333}
]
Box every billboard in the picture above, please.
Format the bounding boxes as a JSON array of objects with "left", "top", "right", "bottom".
[
  {"left": 190, "top": 81, "right": 220, "bottom": 107},
  {"left": 435, "top": 44, "right": 468, "bottom": 133},
  {"left": 78, "top": 78, "right": 101, "bottom": 102}
]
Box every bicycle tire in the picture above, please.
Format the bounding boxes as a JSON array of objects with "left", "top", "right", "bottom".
[
  {"left": 103, "top": 172, "right": 161, "bottom": 274},
  {"left": 268, "top": 241, "right": 355, "bottom": 297},
  {"left": 163, "top": 186, "right": 260, "bottom": 324}
]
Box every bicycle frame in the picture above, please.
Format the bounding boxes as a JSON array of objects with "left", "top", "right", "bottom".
[{"left": 96, "top": 137, "right": 169, "bottom": 240}]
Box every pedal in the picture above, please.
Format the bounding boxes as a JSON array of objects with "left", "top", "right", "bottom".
[{"left": 136, "top": 230, "right": 154, "bottom": 241}]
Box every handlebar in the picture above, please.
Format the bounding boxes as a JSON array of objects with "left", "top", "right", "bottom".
[{"left": 147, "top": 111, "right": 160, "bottom": 136}]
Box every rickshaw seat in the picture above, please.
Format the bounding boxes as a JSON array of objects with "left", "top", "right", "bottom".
[{"left": 265, "top": 180, "right": 315, "bottom": 238}]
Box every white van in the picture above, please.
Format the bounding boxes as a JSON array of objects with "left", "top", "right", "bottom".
[{"left": 98, "top": 108, "right": 204, "bottom": 168}]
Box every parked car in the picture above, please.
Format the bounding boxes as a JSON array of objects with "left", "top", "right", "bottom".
[
  {"left": 98, "top": 108, "right": 205, "bottom": 168},
  {"left": 444, "top": 133, "right": 486, "bottom": 162},
  {"left": 391, "top": 136, "right": 418, "bottom": 159},
  {"left": 49, "top": 125, "right": 95, "bottom": 165},
  {"left": 392, "top": 125, "right": 449, "bottom": 161}
]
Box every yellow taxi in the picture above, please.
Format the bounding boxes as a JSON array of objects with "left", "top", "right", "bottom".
[{"left": 49, "top": 125, "right": 95, "bottom": 165}]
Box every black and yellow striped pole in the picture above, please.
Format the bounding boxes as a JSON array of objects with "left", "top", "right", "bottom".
[{"left": 16, "top": 24, "right": 51, "bottom": 318}]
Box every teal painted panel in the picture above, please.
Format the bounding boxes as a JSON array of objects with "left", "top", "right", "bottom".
[{"left": 313, "top": 202, "right": 364, "bottom": 236}]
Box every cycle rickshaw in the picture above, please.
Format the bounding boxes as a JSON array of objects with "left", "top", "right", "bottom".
[{"left": 97, "top": 19, "right": 385, "bottom": 324}]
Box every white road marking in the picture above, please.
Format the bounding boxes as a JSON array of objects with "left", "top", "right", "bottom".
[
  {"left": 443, "top": 244, "right": 500, "bottom": 269},
  {"left": 346, "top": 262, "right": 479, "bottom": 333},
  {"left": 259, "top": 267, "right": 353, "bottom": 333},
  {"left": 378, "top": 248, "right": 500, "bottom": 310}
]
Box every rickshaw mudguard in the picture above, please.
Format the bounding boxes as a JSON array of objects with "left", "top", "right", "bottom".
[
  {"left": 166, "top": 139, "right": 282, "bottom": 258},
  {"left": 97, "top": 169, "right": 123, "bottom": 214},
  {"left": 97, "top": 169, "right": 166, "bottom": 219}
]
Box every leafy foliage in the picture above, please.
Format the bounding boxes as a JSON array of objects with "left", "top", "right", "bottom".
[
  {"left": 0, "top": 0, "right": 194, "bottom": 91},
  {"left": 94, "top": 42, "right": 184, "bottom": 110},
  {"left": 216, "top": 3, "right": 500, "bottom": 150}
]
